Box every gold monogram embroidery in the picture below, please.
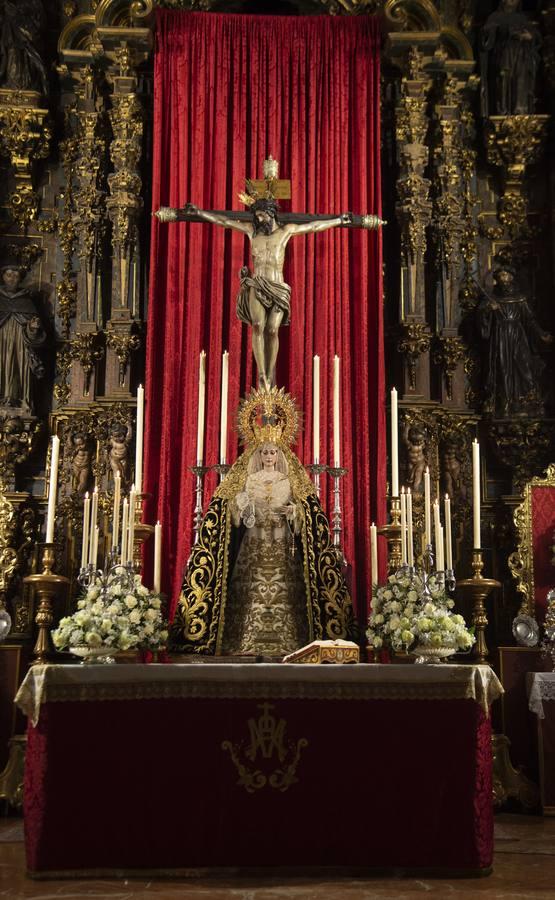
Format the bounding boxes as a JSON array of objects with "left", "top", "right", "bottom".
[{"left": 222, "top": 703, "right": 308, "bottom": 793}]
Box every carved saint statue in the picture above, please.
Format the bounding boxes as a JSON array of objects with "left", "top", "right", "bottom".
[
  {"left": 480, "top": 0, "right": 541, "bottom": 117},
  {"left": 478, "top": 266, "right": 552, "bottom": 417},
  {"left": 155, "top": 157, "right": 383, "bottom": 389},
  {"left": 171, "top": 389, "right": 355, "bottom": 656},
  {"left": 0, "top": 259, "right": 46, "bottom": 414},
  {"left": 0, "top": 0, "right": 48, "bottom": 94}
]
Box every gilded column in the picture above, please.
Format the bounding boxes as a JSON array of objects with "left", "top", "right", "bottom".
[
  {"left": 390, "top": 45, "right": 433, "bottom": 399},
  {"left": 430, "top": 73, "right": 475, "bottom": 408}
]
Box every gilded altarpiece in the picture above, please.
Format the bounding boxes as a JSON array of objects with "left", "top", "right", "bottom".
[{"left": 1, "top": 0, "right": 555, "bottom": 790}]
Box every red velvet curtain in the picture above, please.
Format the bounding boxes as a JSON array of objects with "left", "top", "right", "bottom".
[{"left": 145, "top": 10, "right": 385, "bottom": 620}]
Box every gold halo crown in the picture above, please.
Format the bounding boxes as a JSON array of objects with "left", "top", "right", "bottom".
[
  {"left": 238, "top": 155, "right": 279, "bottom": 208},
  {"left": 237, "top": 386, "right": 300, "bottom": 448}
]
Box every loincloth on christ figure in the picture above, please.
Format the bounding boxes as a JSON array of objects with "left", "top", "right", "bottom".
[{"left": 236, "top": 270, "right": 291, "bottom": 326}]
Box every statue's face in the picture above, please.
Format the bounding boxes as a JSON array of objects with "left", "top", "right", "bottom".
[
  {"left": 501, "top": 0, "right": 520, "bottom": 11},
  {"left": 496, "top": 269, "right": 514, "bottom": 289},
  {"left": 252, "top": 204, "right": 277, "bottom": 236},
  {"left": 2, "top": 267, "right": 21, "bottom": 289},
  {"left": 260, "top": 444, "right": 278, "bottom": 470}
]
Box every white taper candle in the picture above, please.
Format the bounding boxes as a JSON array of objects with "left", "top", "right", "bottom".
[
  {"left": 45, "top": 435, "right": 60, "bottom": 544},
  {"left": 196, "top": 351, "right": 206, "bottom": 466},
  {"left": 444, "top": 494, "right": 453, "bottom": 570},
  {"left": 219, "top": 351, "right": 229, "bottom": 465},
  {"left": 406, "top": 488, "right": 414, "bottom": 567},
  {"left": 81, "top": 492, "right": 90, "bottom": 569},
  {"left": 135, "top": 385, "right": 144, "bottom": 494},
  {"left": 433, "top": 500, "right": 442, "bottom": 571},
  {"left": 437, "top": 524, "right": 445, "bottom": 573},
  {"left": 370, "top": 522, "right": 378, "bottom": 587},
  {"left": 333, "top": 355, "right": 340, "bottom": 467},
  {"left": 120, "top": 498, "right": 129, "bottom": 565},
  {"left": 313, "top": 355, "right": 320, "bottom": 464},
  {"left": 391, "top": 388, "right": 399, "bottom": 497},
  {"left": 424, "top": 466, "right": 431, "bottom": 547},
  {"left": 400, "top": 487, "right": 407, "bottom": 566},
  {"left": 112, "top": 473, "right": 121, "bottom": 551},
  {"left": 154, "top": 520, "right": 162, "bottom": 594},
  {"left": 127, "top": 486, "right": 136, "bottom": 565},
  {"left": 91, "top": 526, "right": 99, "bottom": 569},
  {"left": 472, "top": 439, "right": 481, "bottom": 549},
  {"left": 89, "top": 487, "right": 98, "bottom": 566}
]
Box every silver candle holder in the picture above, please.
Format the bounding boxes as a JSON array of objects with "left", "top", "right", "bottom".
[
  {"left": 307, "top": 463, "right": 326, "bottom": 499},
  {"left": 328, "top": 465, "right": 347, "bottom": 565},
  {"left": 190, "top": 464, "right": 211, "bottom": 545}
]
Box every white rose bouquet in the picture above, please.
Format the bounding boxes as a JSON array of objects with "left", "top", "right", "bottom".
[
  {"left": 366, "top": 572, "right": 474, "bottom": 655},
  {"left": 52, "top": 573, "right": 169, "bottom": 653}
]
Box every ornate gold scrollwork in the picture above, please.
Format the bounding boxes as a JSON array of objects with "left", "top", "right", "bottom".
[
  {"left": 0, "top": 494, "right": 17, "bottom": 608},
  {"left": 106, "top": 331, "right": 141, "bottom": 385},
  {"left": 432, "top": 336, "right": 466, "bottom": 401},
  {"left": 397, "top": 323, "right": 431, "bottom": 390},
  {"left": 107, "top": 83, "right": 144, "bottom": 312},
  {"left": 0, "top": 415, "right": 41, "bottom": 493},
  {"left": 0, "top": 92, "right": 51, "bottom": 229},
  {"left": 54, "top": 333, "right": 105, "bottom": 404},
  {"left": 485, "top": 115, "right": 549, "bottom": 238},
  {"left": 487, "top": 420, "right": 555, "bottom": 494},
  {"left": 384, "top": 0, "right": 440, "bottom": 32},
  {"left": 315, "top": 0, "right": 384, "bottom": 13},
  {"left": 509, "top": 463, "right": 555, "bottom": 618}
]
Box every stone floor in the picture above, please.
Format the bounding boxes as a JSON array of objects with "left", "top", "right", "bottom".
[{"left": 0, "top": 814, "right": 554, "bottom": 899}]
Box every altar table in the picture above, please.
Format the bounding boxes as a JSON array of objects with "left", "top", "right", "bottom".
[{"left": 16, "top": 663, "right": 502, "bottom": 877}]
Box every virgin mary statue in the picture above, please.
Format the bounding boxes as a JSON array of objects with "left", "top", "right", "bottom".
[{"left": 171, "top": 388, "right": 356, "bottom": 656}]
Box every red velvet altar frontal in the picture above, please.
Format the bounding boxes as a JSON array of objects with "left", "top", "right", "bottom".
[{"left": 22, "top": 667, "right": 494, "bottom": 876}]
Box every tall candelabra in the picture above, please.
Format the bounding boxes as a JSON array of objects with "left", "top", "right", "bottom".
[
  {"left": 307, "top": 463, "right": 326, "bottom": 499},
  {"left": 378, "top": 496, "right": 402, "bottom": 573},
  {"left": 457, "top": 549, "right": 500, "bottom": 665},
  {"left": 328, "top": 465, "right": 347, "bottom": 565},
  {"left": 24, "top": 545, "right": 69, "bottom": 666},
  {"left": 132, "top": 493, "right": 154, "bottom": 566},
  {"left": 190, "top": 464, "right": 211, "bottom": 545}
]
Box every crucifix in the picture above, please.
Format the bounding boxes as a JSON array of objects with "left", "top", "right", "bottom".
[{"left": 155, "top": 157, "right": 384, "bottom": 389}]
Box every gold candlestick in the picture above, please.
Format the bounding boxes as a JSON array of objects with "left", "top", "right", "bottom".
[
  {"left": 377, "top": 496, "right": 402, "bottom": 574},
  {"left": 24, "top": 545, "right": 69, "bottom": 666},
  {"left": 133, "top": 493, "right": 154, "bottom": 567},
  {"left": 457, "top": 549, "right": 500, "bottom": 665}
]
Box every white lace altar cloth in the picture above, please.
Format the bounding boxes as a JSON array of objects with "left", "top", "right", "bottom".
[
  {"left": 527, "top": 671, "right": 555, "bottom": 719},
  {"left": 16, "top": 663, "right": 503, "bottom": 727}
]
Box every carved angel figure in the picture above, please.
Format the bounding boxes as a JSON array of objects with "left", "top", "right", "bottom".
[
  {"left": 70, "top": 432, "right": 93, "bottom": 496},
  {"left": 107, "top": 421, "right": 132, "bottom": 489}
]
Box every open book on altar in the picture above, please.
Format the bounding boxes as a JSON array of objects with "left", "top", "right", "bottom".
[{"left": 283, "top": 640, "right": 359, "bottom": 665}]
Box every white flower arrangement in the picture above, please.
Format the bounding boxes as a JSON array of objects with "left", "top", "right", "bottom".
[
  {"left": 52, "top": 573, "right": 168, "bottom": 653},
  {"left": 366, "top": 572, "right": 475, "bottom": 655}
]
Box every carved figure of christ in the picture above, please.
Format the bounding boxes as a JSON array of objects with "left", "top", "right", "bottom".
[{"left": 156, "top": 200, "right": 383, "bottom": 389}]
